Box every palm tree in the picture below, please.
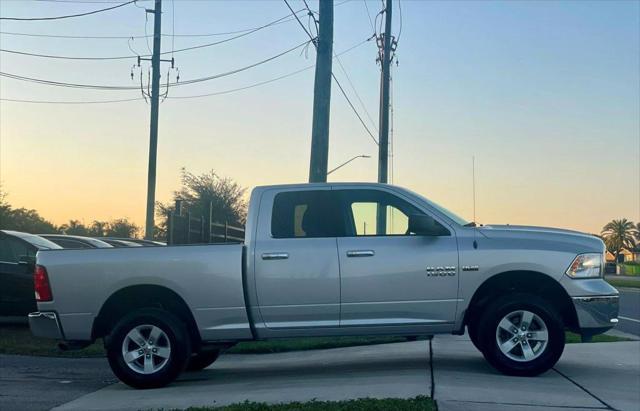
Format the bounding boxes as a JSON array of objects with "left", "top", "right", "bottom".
[
  {"left": 635, "top": 222, "right": 640, "bottom": 244},
  {"left": 601, "top": 219, "right": 636, "bottom": 263}
]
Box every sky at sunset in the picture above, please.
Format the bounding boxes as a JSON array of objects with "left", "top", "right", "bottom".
[{"left": 0, "top": 0, "right": 638, "bottom": 235}]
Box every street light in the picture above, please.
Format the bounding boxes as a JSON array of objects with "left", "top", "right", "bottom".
[{"left": 327, "top": 155, "right": 371, "bottom": 176}]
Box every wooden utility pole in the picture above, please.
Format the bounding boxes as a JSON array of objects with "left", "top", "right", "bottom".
[
  {"left": 308, "top": 0, "right": 334, "bottom": 183},
  {"left": 144, "top": 0, "right": 162, "bottom": 240},
  {"left": 377, "top": 0, "right": 392, "bottom": 184}
]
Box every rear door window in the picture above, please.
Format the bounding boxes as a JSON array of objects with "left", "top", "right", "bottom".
[{"left": 271, "top": 191, "right": 344, "bottom": 238}]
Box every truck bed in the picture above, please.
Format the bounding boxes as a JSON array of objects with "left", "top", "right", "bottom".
[{"left": 36, "top": 244, "right": 252, "bottom": 341}]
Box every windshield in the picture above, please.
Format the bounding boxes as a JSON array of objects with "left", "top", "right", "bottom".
[{"left": 401, "top": 189, "right": 471, "bottom": 226}]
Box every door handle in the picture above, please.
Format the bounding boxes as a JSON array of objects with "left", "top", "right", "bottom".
[
  {"left": 261, "top": 252, "right": 289, "bottom": 260},
  {"left": 346, "top": 250, "right": 375, "bottom": 257}
]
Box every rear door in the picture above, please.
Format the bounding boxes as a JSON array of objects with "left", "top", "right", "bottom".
[
  {"left": 252, "top": 188, "right": 343, "bottom": 329},
  {"left": 335, "top": 188, "right": 459, "bottom": 327}
]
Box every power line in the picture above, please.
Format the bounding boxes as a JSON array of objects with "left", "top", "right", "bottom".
[
  {"left": 397, "top": 0, "right": 403, "bottom": 43},
  {"left": 283, "top": 0, "right": 315, "bottom": 42},
  {"left": 0, "top": 6, "right": 344, "bottom": 39},
  {"left": 0, "top": 38, "right": 370, "bottom": 105},
  {"left": 363, "top": 0, "right": 375, "bottom": 33},
  {"left": 0, "top": 11, "right": 305, "bottom": 61},
  {"left": 333, "top": 53, "right": 378, "bottom": 132},
  {"left": 284, "top": 0, "right": 378, "bottom": 145},
  {"left": 0, "top": 40, "right": 311, "bottom": 91},
  {"left": 0, "top": 0, "right": 135, "bottom": 21},
  {"left": 0, "top": 97, "right": 142, "bottom": 104},
  {"left": 170, "top": 38, "right": 370, "bottom": 100},
  {"left": 33, "top": 0, "right": 147, "bottom": 3}
]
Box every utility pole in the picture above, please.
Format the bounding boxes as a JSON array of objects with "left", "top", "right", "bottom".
[
  {"left": 377, "top": 0, "right": 392, "bottom": 184},
  {"left": 144, "top": 0, "right": 162, "bottom": 240},
  {"left": 308, "top": 0, "right": 334, "bottom": 183}
]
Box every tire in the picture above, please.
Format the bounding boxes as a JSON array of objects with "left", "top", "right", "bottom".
[
  {"left": 186, "top": 349, "right": 220, "bottom": 371},
  {"left": 477, "top": 293, "right": 565, "bottom": 376},
  {"left": 467, "top": 322, "right": 483, "bottom": 352},
  {"left": 106, "top": 308, "right": 191, "bottom": 389}
]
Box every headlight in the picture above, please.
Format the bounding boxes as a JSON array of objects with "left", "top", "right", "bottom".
[{"left": 565, "top": 253, "right": 603, "bottom": 279}]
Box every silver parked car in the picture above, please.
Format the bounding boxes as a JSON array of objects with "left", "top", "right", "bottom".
[
  {"left": 40, "top": 234, "right": 114, "bottom": 249},
  {"left": 29, "top": 183, "right": 619, "bottom": 388}
]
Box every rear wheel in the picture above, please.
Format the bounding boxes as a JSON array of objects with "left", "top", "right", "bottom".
[
  {"left": 186, "top": 350, "right": 220, "bottom": 371},
  {"left": 477, "top": 293, "right": 565, "bottom": 376},
  {"left": 106, "top": 308, "right": 191, "bottom": 389}
]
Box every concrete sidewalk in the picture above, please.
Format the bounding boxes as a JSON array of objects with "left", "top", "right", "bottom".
[
  {"left": 434, "top": 335, "right": 640, "bottom": 411},
  {"left": 54, "top": 336, "right": 640, "bottom": 411},
  {"left": 54, "top": 340, "right": 432, "bottom": 410}
]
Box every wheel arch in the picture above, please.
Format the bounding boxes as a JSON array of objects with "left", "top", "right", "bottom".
[
  {"left": 463, "top": 270, "right": 579, "bottom": 332},
  {"left": 92, "top": 284, "right": 201, "bottom": 349}
]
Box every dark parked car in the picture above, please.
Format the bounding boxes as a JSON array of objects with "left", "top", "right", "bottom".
[
  {"left": 0, "top": 230, "right": 61, "bottom": 316},
  {"left": 40, "top": 234, "right": 113, "bottom": 249}
]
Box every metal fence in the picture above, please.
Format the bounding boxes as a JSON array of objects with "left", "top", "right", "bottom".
[{"left": 167, "top": 200, "right": 245, "bottom": 245}]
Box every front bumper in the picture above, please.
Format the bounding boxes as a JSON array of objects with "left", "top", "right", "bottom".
[
  {"left": 28, "top": 312, "right": 63, "bottom": 339},
  {"left": 572, "top": 295, "right": 619, "bottom": 330}
]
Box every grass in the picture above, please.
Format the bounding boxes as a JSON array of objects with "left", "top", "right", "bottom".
[
  {"left": 565, "top": 331, "right": 629, "bottom": 343},
  {"left": 227, "top": 336, "right": 419, "bottom": 354},
  {"left": 0, "top": 326, "right": 420, "bottom": 358},
  {"left": 0, "top": 326, "right": 630, "bottom": 358},
  {"left": 0, "top": 325, "right": 104, "bottom": 357},
  {"left": 607, "top": 278, "right": 640, "bottom": 289},
  {"left": 175, "top": 397, "right": 436, "bottom": 411}
]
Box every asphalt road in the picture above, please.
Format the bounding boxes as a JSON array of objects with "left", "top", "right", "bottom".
[
  {"left": 0, "top": 355, "right": 114, "bottom": 411},
  {"left": 617, "top": 288, "right": 640, "bottom": 336}
]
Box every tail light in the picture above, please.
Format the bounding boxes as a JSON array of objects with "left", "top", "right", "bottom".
[{"left": 34, "top": 265, "right": 53, "bottom": 302}]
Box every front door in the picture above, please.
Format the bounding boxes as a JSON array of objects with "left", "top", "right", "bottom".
[
  {"left": 253, "top": 188, "right": 343, "bottom": 329},
  {"left": 335, "top": 188, "right": 459, "bottom": 327}
]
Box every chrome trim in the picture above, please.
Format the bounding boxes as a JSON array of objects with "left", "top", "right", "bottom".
[
  {"left": 346, "top": 250, "right": 375, "bottom": 257},
  {"left": 572, "top": 295, "right": 619, "bottom": 302},
  {"left": 261, "top": 252, "right": 289, "bottom": 260},
  {"left": 571, "top": 295, "right": 619, "bottom": 329},
  {"left": 462, "top": 265, "right": 479, "bottom": 271},
  {"left": 28, "top": 311, "right": 64, "bottom": 339},
  {"left": 426, "top": 266, "right": 456, "bottom": 276}
]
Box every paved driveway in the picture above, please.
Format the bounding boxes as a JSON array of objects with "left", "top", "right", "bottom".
[
  {"left": 617, "top": 288, "right": 640, "bottom": 336},
  {"left": 49, "top": 336, "right": 639, "bottom": 411}
]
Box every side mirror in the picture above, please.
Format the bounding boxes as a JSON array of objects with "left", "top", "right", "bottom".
[
  {"left": 408, "top": 214, "right": 450, "bottom": 236},
  {"left": 17, "top": 255, "right": 36, "bottom": 268}
]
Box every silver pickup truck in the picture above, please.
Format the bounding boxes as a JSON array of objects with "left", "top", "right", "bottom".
[{"left": 30, "top": 183, "right": 619, "bottom": 388}]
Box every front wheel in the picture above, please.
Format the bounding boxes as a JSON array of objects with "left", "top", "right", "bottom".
[
  {"left": 106, "top": 308, "right": 191, "bottom": 389},
  {"left": 477, "top": 293, "right": 565, "bottom": 376},
  {"left": 186, "top": 350, "right": 220, "bottom": 371},
  {"left": 467, "top": 322, "right": 483, "bottom": 352}
]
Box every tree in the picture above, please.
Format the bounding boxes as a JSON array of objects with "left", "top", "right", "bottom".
[
  {"left": 59, "top": 220, "right": 90, "bottom": 236},
  {"left": 635, "top": 222, "right": 640, "bottom": 244},
  {"left": 59, "top": 219, "right": 139, "bottom": 238},
  {"left": 601, "top": 219, "right": 636, "bottom": 263},
  {"left": 105, "top": 218, "right": 140, "bottom": 238},
  {"left": 156, "top": 168, "right": 247, "bottom": 240},
  {"left": 0, "top": 187, "right": 58, "bottom": 233},
  {"left": 87, "top": 220, "right": 109, "bottom": 237}
]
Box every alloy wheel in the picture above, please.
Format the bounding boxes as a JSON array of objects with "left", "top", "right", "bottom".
[
  {"left": 495, "top": 310, "right": 549, "bottom": 362},
  {"left": 121, "top": 324, "right": 172, "bottom": 374}
]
